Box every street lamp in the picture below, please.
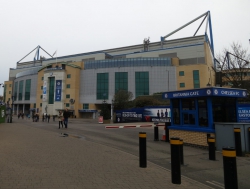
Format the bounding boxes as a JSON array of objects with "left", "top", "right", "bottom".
[
  {"left": 10, "top": 95, "right": 15, "bottom": 123},
  {"left": 111, "top": 99, "right": 114, "bottom": 123}
]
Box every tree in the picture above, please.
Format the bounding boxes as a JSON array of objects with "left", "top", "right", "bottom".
[
  {"left": 133, "top": 96, "right": 165, "bottom": 107},
  {"left": 216, "top": 42, "right": 250, "bottom": 93},
  {"left": 113, "top": 90, "right": 133, "bottom": 110}
]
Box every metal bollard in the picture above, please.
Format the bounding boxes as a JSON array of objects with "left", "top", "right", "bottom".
[
  {"left": 154, "top": 125, "right": 159, "bottom": 141},
  {"left": 179, "top": 139, "right": 184, "bottom": 165},
  {"left": 223, "top": 147, "right": 238, "bottom": 189},
  {"left": 234, "top": 128, "right": 242, "bottom": 156},
  {"left": 208, "top": 137, "right": 216, "bottom": 160},
  {"left": 248, "top": 128, "right": 250, "bottom": 151},
  {"left": 139, "top": 132, "right": 147, "bottom": 168},
  {"left": 170, "top": 137, "right": 181, "bottom": 184}
]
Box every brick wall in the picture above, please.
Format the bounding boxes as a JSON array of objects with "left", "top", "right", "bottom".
[{"left": 169, "top": 129, "right": 215, "bottom": 148}]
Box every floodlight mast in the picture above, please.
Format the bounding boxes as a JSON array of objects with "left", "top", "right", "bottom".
[
  {"left": 17, "top": 45, "right": 53, "bottom": 64},
  {"left": 160, "top": 11, "right": 214, "bottom": 55}
]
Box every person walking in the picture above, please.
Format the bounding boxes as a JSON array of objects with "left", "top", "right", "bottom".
[
  {"left": 47, "top": 114, "right": 50, "bottom": 123},
  {"left": 58, "top": 111, "right": 64, "bottom": 129},
  {"left": 63, "top": 108, "right": 70, "bottom": 129}
]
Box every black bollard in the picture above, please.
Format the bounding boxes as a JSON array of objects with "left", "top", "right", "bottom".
[
  {"left": 170, "top": 137, "right": 181, "bottom": 184},
  {"left": 154, "top": 126, "right": 159, "bottom": 141},
  {"left": 234, "top": 128, "right": 242, "bottom": 156},
  {"left": 180, "top": 139, "right": 184, "bottom": 165},
  {"left": 139, "top": 132, "right": 147, "bottom": 168},
  {"left": 165, "top": 122, "right": 170, "bottom": 142},
  {"left": 223, "top": 147, "right": 238, "bottom": 189},
  {"left": 208, "top": 137, "right": 216, "bottom": 160},
  {"left": 248, "top": 128, "right": 250, "bottom": 151}
]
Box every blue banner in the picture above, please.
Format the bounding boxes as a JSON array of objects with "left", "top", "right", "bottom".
[
  {"left": 55, "top": 80, "right": 62, "bottom": 101},
  {"left": 238, "top": 106, "right": 250, "bottom": 123},
  {"left": 162, "top": 87, "right": 247, "bottom": 99}
]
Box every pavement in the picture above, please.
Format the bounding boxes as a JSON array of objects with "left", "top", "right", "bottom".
[{"left": 0, "top": 118, "right": 249, "bottom": 189}]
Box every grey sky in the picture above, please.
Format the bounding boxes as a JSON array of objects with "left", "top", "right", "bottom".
[{"left": 0, "top": 0, "right": 250, "bottom": 95}]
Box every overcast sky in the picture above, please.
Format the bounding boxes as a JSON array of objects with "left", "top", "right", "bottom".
[{"left": 0, "top": 0, "right": 250, "bottom": 95}]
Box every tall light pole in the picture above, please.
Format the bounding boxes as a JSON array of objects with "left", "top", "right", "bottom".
[
  {"left": 10, "top": 95, "right": 15, "bottom": 123},
  {"left": 111, "top": 99, "right": 114, "bottom": 123}
]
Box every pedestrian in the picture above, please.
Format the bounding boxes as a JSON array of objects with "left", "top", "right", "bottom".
[
  {"left": 47, "top": 114, "right": 50, "bottom": 123},
  {"left": 42, "top": 114, "right": 45, "bottom": 122},
  {"left": 157, "top": 110, "right": 160, "bottom": 118},
  {"left": 53, "top": 115, "right": 55, "bottom": 122},
  {"left": 58, "top": 111, "right": 64, "bottom": 129},
  {"left": 63, "top": 108, "right": 70, "bottom": 129},
  {"left": 161, "top": 110, "right": 164, "bottom": 118}
]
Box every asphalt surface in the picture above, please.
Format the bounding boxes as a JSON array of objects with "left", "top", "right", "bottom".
[{"left": 1, "top": 117, "right": 250, "bottom": 189}]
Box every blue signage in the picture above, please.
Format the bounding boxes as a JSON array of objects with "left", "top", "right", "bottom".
[
  {"left": 238, "top": 106, "right": 250, "bottom": 123},
  {"left": 162, "top": 87, "right": 247, "bottom": 99},
  {"left": 55, "top": 80, "right": 62, "bottom": 101}
]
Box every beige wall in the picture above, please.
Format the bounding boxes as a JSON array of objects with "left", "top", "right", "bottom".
[{"left": 4, "top": 81, "right": 13, "bottom": 103}]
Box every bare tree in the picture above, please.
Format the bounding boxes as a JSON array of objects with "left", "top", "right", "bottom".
[{"left": 216, "top": 42, "right": 250, "bottom": 92}]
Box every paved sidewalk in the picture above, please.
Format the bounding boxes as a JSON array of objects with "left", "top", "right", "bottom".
[{"left": 0, "top": 122, "right": 212, "bottom": 189}]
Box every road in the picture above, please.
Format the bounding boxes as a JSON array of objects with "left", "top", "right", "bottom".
[{"left": 17, "top": 118, "right": 250, "bottom": 189}]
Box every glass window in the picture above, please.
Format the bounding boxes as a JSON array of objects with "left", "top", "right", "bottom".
[
  {"left": 40, "top": 95, "right": 43, "bottom": 99},
  {"left": 18, "top": 80, "right": 23, "bottom": 101},
  {"left": 193, "top": 70, "right": 200, "bottom": 88},
  {"left": 135, "top": 72, "right": 149, "bottom": 97},
  {"left": 115, "top": 72, "right": 128, "bottom": 93},
  {"left": 179, "top": 71, "right": 184, "bottom": 76},
  {"left": 14, "top": 81, "right": 18, "bottom": 101},
  {"left": 66, "top": 103, "right": 70, "bottom": 107},
  {"left": 25, "top": 79, "right": 31, "bottom": 100},
  {"left": 67, "top": 74, "right": 71, "bottom": 78},
  {"left": 34, "top": 104, "right": 36, "bottom": 108},
  {"left": 41, "top": 77, "right": 44, "bottom": 80},
  {"left": 97, "top": 73, "right": 109, "bottom": 100},
  {"left": 212, "top": 97, "right": 236, "bottom": 122},
  {"left": 66, "top": 84, "right": 70, "bottom": 88},
  {"left": 180, "top": 83, "right": 185, "bottom": 88},
  {"left": 48, "top": 77, "right": 55, "bottom": 104},
  {"left": 172, "top": 99, "right": 180, "bottom": 125},
  {"left": 83, "top": 104, "right": 89, "bottom": 109},
  {"left": 41, "top": 86, "right": 43, "bottom": 90},
  {"left": 66, "top": 94, "right": 70, "bottom": 98},
  {"left": 198, "top": 98, "right": 208, "bottom": 127},
  {"left": 182, "top": 98, "right": 196, "bottom": 110},
  {"left": 40, "top": 103, "right": 42, "bottom": 107},
  {"left": 9, "top": 91, "right": 11, "bottom": 94},
  {"left": 9, "top": 84, "right": 12, "bottom": 87}
]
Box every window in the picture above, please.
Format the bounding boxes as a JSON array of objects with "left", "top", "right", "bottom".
[
  {"left": 41, "top": 77, "right": 44, "bottom": 80},
  {"left": 193, "top": 70, "right": 200, "bottom": 88},
  {"left": 40, "top": 95, "right": 43, "bottom": 99},
  {"left": 9, "top": 91, "right": 11, "bottom": 94},
  {"left": 198, "top": 98, "right": 208, "bottom": 127},
  {"left": 97, "top": 73, "right": 109, "bottom": 100},
  {"left": 34, "top": 104, "right": 36, "bottom": 108},
  {"left": 9, "top": 84, "right": 12, "bottom": 87},
  {"left": 18, "top": 80, "right": 24, "bottom": 101},
  {"left": 40, "top": 103, "right": 42, "bottom": 107},
  {"left": 66, "top": 84, "right": 70, "bottom": 88},
  {"left": 14, "top": 82, "right": 18, "bottom": 101},
  {"left": 179, "top": 71, "right": 184, "bottom": 76},
  {"left": 173, "top": 99, "right": 180, "bottom": 125},
  {"left": 66, "top": 103, "right": 70, "bottom": 107},
  {"left": 135, "top": 72, "right": 149, "bottom": 97},
  {"left": 25, "top": 79, "right": 31, "bottom": 100},
  {"left": 67, "top": 74, "right": 71, "bottom": 78},
  {"left": 115, "top": 72, "right": 128, "bottom": 93},
  {"left": 83, "top": 104, "right": 89, "bottom": 109},
  {"left": 41, "top": 86, "right": 43, "bottom": 90},
  {"left": 180, "top": 83, "right": 185, "bottom": 88},
  {"left": 66, "top": 94, "right": 70, "bottom": 98},
  {"left": 48, "top": 77, "right": 55, "bottom": 104}
]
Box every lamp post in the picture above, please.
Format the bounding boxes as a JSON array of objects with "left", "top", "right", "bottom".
[
  {"left": 10, "top": 95, "right": 15, "bottom": 123},
  {"left": 111, "top": 99, "right": 114, "bottom": 123}
]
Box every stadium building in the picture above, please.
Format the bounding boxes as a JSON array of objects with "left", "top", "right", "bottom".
[{"left": 4, "top": 11, "right": 216, "bottom": 119}]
